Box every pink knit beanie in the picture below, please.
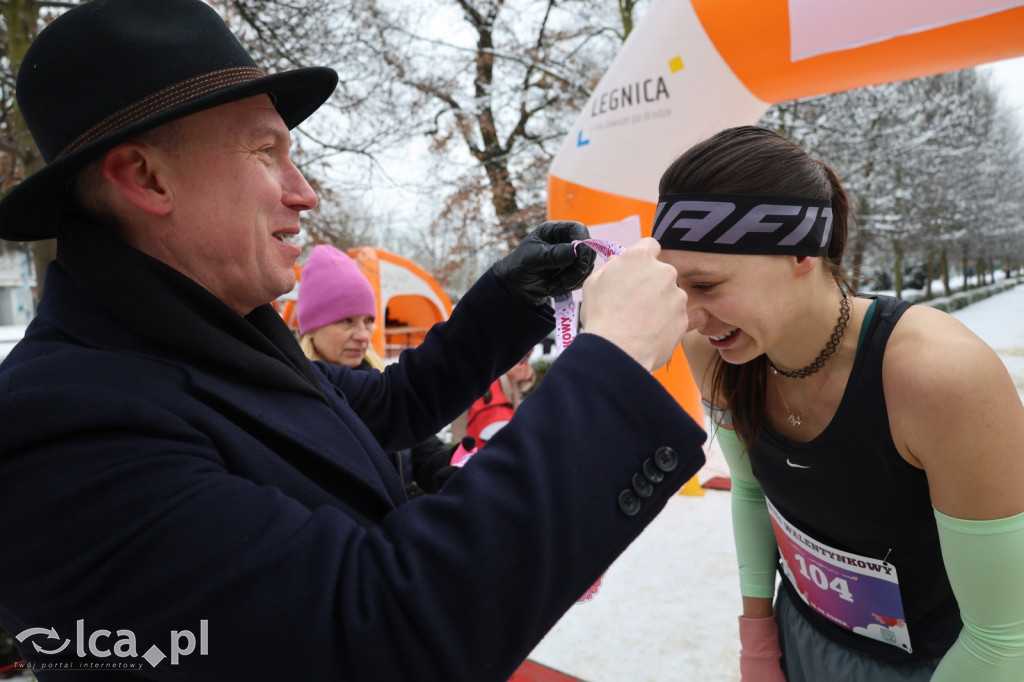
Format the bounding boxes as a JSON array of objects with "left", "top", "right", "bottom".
[{"left": 296, "top": 245, "right": 377, "bottom": 335}]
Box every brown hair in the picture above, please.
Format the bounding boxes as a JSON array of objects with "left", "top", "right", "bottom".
[{"left": 659, "top": 126, "right": 855, "bottom": 445}]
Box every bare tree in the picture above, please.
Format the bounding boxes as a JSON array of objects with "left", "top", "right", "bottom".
[
  {"left": 1, "top": 0, "right": 80, "bottom": 299},
  {"left": 343, "top": 0, "right": 632, "bottom": 287},
  {"left": 762, "top": 68, "right": 1024, "bottom": 300},
  {"left": 1, "top": 0, "right": 649, "bottom": 300},
  {"left": 615, "top": 0, "right": 645, "bottom": 40}
]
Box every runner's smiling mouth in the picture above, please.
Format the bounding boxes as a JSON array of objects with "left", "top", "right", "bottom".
[{"left": 709, "top": 329, "right": 738, "bottom": 342}]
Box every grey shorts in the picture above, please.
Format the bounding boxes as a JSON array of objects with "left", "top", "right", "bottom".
[{"left": 775, "top": 588, "right": 944, "bottom": 682}]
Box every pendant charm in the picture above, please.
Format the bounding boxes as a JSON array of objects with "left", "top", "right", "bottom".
[{"left": 787, "top": 414, "right": 802, "bottom": 427}]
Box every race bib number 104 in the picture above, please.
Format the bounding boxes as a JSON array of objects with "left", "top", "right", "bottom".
[{"left": 766, "top": 498, "right": 913, "bottom": 653}]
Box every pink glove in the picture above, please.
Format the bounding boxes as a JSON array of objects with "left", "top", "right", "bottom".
[{"left": 738, "top": 615, "right": 787, "bottom": 682}]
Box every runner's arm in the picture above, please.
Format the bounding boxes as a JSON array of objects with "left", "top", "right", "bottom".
[
  {"left": 885, "top": 308, "right": 1024, "bottom": 679},
  {"left": 930, "top": 509, "right": 1024, "bottom": 680},
  {"left": 717, "top": 424, "right": 786, "bottom": 682},
  {"left": 716, "top": 424, "right": 778, "bottom": 603}
]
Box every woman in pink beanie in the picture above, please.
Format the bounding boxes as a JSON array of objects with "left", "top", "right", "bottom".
[
  {"left": 296, "top": 244, "right": 455, "bottom": 495},
  {"left": 296, "top": 244, "right": 384, "bottom": 370}
]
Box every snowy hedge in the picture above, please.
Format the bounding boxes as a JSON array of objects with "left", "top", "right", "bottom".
[{"left": 920, "top": 280, "right": 1020, "bottom": 312}]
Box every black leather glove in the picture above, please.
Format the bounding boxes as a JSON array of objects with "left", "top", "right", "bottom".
[
  {"left": 491, "top": 221, "right": 596, "bottom": 307},
  {"left": 431, "top": 465, "right": 459, "bottom": 492}
]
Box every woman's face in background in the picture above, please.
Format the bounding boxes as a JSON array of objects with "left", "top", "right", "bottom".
[{"left": 311, "top": 315, "right": 375, "bottom": 367}]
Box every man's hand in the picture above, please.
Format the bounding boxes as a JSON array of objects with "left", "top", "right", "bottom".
[
  {"left": 579, "top": 238, "right": 687, "bottom": 372},
  {"left": 491, "top": 221, "right": 596, "bottom": 307}
]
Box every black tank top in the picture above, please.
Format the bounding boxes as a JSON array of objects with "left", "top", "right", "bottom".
[{"left": 750, "top": 295, "right": 960, "bottom": 662}]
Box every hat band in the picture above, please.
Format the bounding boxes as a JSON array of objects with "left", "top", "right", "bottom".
[
  {"left": 652, "top": 193, "right": 833, "bottom": 257},
  {"left": 57, "top": 66, "right": 267, "bottom": 159}
]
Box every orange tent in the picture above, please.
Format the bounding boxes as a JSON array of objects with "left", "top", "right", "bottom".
[
  {"left": 348, "top": 247, "right": 453, "bottom": 359},
  {"left": 277, "top": 247, "right": 453, "bottom": 359}
]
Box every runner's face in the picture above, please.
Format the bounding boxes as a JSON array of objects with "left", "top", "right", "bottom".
[{"left": 658, "top": 250, "right": 796, "bottom": 365}]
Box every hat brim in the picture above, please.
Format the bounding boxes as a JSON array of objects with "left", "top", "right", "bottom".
[{"left": 0, "top": 66, "right": 338, "bottom": 242}]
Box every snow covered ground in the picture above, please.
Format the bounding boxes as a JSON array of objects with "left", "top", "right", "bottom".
[
  {"left": 526, "top": 281, "right": 1024, "bottom": 682},
  {"left": 946, "top": 283, "right": 1024, "bottom": 403}
]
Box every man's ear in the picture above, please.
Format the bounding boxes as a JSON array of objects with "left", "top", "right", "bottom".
[{"left": 100, "top": 143, "right": 172, "bottom": 216}]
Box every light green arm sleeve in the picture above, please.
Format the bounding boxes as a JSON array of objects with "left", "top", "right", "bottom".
[
  {"left": 931, "top": 508, "right": 1024, "bottom": 681},
  {"left": 716, "top": 427, "right": 777, "bottom": 599}
]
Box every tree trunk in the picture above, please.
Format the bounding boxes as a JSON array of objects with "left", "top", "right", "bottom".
[
  {"left": 893, "top": 239, "right": 903, "bottom": 300},
  {"left": 4, "top": 0, "right": 50, "bottom": 304},
  {"left": 465, "top": 4, "right": 525, "bottom": 247},
  {"left": 941, "top": 248, "right": 951, "bottom": 297},
  {"left": 618, "top": 0, "right": 640, "bottom": 39},
  {"left": 923, "top": 251, "right": 934, "bottom": 301},
  {"left": 483, "top": 159, "right": 525, "bottom": 246}
]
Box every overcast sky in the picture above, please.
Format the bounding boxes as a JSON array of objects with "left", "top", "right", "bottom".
[{"left": 981, "top": 54, "right": 1024, "bottom": 126}]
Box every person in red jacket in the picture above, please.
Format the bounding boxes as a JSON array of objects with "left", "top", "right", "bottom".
[{"left": 465, "top": 350, "right": 536, "bottom": 445}]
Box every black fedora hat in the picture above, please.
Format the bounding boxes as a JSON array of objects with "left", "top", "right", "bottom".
[{"left": 0, "top": 0, "right": 339, "bottom": 242}]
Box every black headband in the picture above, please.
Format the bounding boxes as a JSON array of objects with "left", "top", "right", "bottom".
[{"left": 652, "top": 193, "right": 833, "bottom": 257}]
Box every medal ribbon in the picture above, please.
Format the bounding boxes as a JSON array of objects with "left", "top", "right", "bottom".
[
  {"left": 552, "top": 238, "right": 624, "bottom": 357},
  {"left": 548, "top": 237, "right": 624, "bottom": 603}
]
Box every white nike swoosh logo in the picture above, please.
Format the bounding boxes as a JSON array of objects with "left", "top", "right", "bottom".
[{"left": 786, "top": 459, "right": 811, "bottom": 469}]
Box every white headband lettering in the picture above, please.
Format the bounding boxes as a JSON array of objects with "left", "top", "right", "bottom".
[{"left": 653, "top": 194, "right": 833, "bottom": 256}]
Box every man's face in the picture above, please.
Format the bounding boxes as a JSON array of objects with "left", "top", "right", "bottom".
[{"left": 135, "top": 94, "right": 317, "bottom": 315}]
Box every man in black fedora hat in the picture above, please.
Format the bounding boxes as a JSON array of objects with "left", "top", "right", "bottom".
[{"left": 0, "top": 0, "right": 705, "bottom": 679}]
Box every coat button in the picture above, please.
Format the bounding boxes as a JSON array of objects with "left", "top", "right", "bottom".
[
  {"left": 632, "top": 473, "right": 653, "bottom": 498},
  {"left": 618, "top": 489, "right": 641, "bottom": 516},
  {"left": 642, "top": 458, "right": 665, "bottom": 483},
  {"left": 654, "top": 446, "right": 678, "bottom": 473}
]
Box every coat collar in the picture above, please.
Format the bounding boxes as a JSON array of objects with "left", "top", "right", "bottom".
[
  {"left": 54, "top": 216, "right": 325, "bottom": 401},
  {"left": 44, "top": 216, "right": 406, "bottom": 510}
]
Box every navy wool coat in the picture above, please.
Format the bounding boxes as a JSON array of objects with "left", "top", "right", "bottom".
[{"left": 0, "top": 219, "right": 706, "bottom": 681}]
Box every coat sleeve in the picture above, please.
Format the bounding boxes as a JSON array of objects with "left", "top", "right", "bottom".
[
  {"left": 316, "top": 271, "right": 555, "bottom": 453},
  {"left": 0, "top": 325, "right": 705, "bottom": 682}
]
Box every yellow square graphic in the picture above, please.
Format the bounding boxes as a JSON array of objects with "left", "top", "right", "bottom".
[{"left": 669, "top": 55, "right": 684, "bottom": 73}]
